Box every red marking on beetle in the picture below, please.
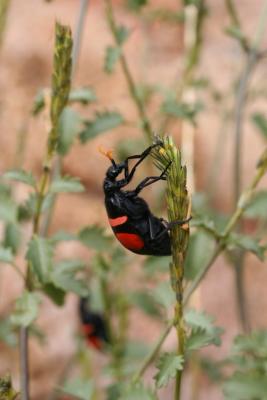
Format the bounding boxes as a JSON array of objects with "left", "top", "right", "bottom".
[
  {"left": 83, "top": 324, "right": 93, "bottom": 335},
  {"left": 87, "top": 336, "right": 102, "bottom": 350},
  {"left": 109, "top": 215, "right": 128, "bottom": 227},
  {"left": 115, "top": 232, "right": 144, "bottom": 250}
]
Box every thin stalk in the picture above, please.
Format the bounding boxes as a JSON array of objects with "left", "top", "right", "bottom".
[
  {"left": 231, "top": 0, "right": 267, "bottom": 332},
  {"left": 0, "top": 0, "right": 9, "bottom": 48},
  {"left": 19, "top": 23, "right": 73, "bottom": 400},
  {"left": 104, "top": 0, "right": 153, "bottom": 141},
  {"left": 152, "top": 137, "right": 190, "bottom": 399},
  {"left": 72, "top": 0, "right": 89, "bottom": 78},
  {"left": 40, "top": 0, "right": 88, "bottom": 236},
  {"left": 131, "top": 146, "right": 267, "bottom": 380}
]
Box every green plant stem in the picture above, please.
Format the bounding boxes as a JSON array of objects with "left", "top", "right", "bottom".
[
  {"left": 131, "top": 147, "right": 267, "bottom": 380},
  {"left": 72, "top": 0, "right": 89, "bottom": 78},
  {"left": 19, "top": 23, "right": 72, "bottom": 400},
  {"left": 231, "top": 0, "right": 267, "bottom": 333},
  {"left": 104, "top": 0, "right": 153, "bottom": 141},
  {"left": 0, "top": 0, "right": 9, "bottom": 48}
]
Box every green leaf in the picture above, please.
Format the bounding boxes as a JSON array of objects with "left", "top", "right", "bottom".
[
  {"left": 252, "top": 112, "right": 267, "bottom": 140},
  {"left": 226, "top": 233, "right": 265, "bottom": 261},
  {"left": 26, "top": 236, "right": 53, "bottom": 283},
  {"left": 225, "top": 25, "right": 246, "bottom": 43},
  {"left": 152, "top": 281, "right": 175, "bottom": 309},
  {"left": 186, "top": 327, "right": 223, "bottom": 351},
  {"left": 0, "top": 195, "right": 17, "bottom": 223},
  {"left": 78, "top": 225, "right": 113, "bottom": 251},
  {"left": 115, "top": 25, "right": 130, "bottom": 45},
  {"left": 19, "top": 192, "right": 53, "bottom": 220},
  {"left": 79, "top": 111, "right": 124, "bottom": 143},
  {"left": 50, "top": 230, "right": 77, "bottom": 243},
  {"left": 3, "top": 169, "right": 36, "bottom": 188},
  {"left": 58, "top": 107, "right": 82, "bottom": 155},
  {"left": 128, "top": 291, "right": 162, "bottom": 318},
  {"left": 50, "top": 175, "right": 85, "bottom": 193},
  {"left": 51, "top": 259, "right": 88, "bottom": 296},
  {"left": 154, "top": 352, "right": 184, "bottom": 388},
  {"left": 184, "top": 230, "right": 215, "bottom": 280},
  {"left": 119, "top": 384, "right": 157, "bottom": 400},
  {"left": 69, "top": 87, "right": 97, "bottom": 104},
  {"left": 223, "top": 373, "right": 267, "bottom": 400},
  {"left": 0, "top": 247, "right": 14, "bottom": 263},
  {"left": 161, "top": 99, "right": 203, "bottom": 123},
  {"left": 4, "top": 222, "right": 21, "bottom": 254},
  {"left": 185, "top": 309, "right": 224, "bottom": 351},
  {"left": 244, "top": 190, "right": 267, "bottom": 218},
  {"left": 11, "top": 291, "right": 40, "bottom": 327},
  {"left": 60, "top": 378, "right": 94, "bottom": 400},
  {"left": 105, "top": 46, "right": 121, "bottom": 74},
  {"left": 126, "top": 0, "right": 148, "bottom": 11},
  {"left": 32, "top": 89, "right": 45, "bottom": 115},
  {"left": 0, "top": 318, "right": 17, "bottom": 347},
  {"left": 43, "top": 283, "right": 65, "bottom": 306}
]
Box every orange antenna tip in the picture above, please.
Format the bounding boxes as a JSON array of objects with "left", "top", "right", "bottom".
[{"left": 98, "top": 146, "right": 113, "bottom": 161}]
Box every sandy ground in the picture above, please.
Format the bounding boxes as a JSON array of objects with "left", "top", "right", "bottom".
[{"left": 0, "top": 0, "right": 267, "bottom": 399}]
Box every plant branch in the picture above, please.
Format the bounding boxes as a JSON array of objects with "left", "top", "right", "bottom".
[
  {"left": 131, "top": 147, "right": 267, "bottom": 380},
  {"left": 104, "top": 0, "right": 153, "bottom": 141},
  {"left": 19, "top": 23, "right": 73, "bottom": 400},
  {"left": 152, "top": 137, "right": 190, "bottom": 399}
]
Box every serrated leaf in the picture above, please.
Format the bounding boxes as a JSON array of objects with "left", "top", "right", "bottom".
[
  {"left": 223, "top": 373, "right": 267, "bottom": 400},
  {"left": 161, "top": 99, "right": 203, "bottom": 123},
  {"left": 11, "top": 291, "right": 40, "bottom": 327},
  {"left": 3, "top": 169, "right": 36, "bottom": 188},
  {"left": 251, "top": 112, "right": 267, "bottom": 140},
  {"left": 50, "top": 175, "right": 85, "bottom": 193},
  {"left": 60, "top": 378, "right": 94, "bottom": 400},
  {"left": 19, "top": 192, "right": 53, "bottom": 219},
  {"left": 126, "top": 0, "right": 148, "bottom": 11},
  {"left": 0, "top": 318, "right": 17, "bottom": 347},
  {"left": 26, "top": 236, "right": 53, "bottom": 283},
  {"left": 154, "top": 352, "right": 184, "bottom": 388},
  {"left": 79, "top": 111, "right": 124, "bottom": 143},
  {"left": 115, "top": 25, "right": 130, "bottom": 45},
  {"left": 50, "top": 230, "right": 77, "bottom": 243},
  {"left": 0, "top": 247, "right": 14, "bottom": 263},
  {"left": 78, "top": 225, "right": 113, "bottom": 251},
  {"left": 51, "top": 259, "right": 88, "bottom": 296},
  {"left": 69, "top": 87, "right": 96, "bottom": 104},
  {"left": 226, "top": 233, "right": 265, "bottom": 261},
  {"left": 58, "top": 107, "right": 82, "bottom": 155},
  {"left": 43, "top": 283, "right": 65, "bottom": 306},
  {"left": 244, "top": 190, "right": 267, "bottom": 218},
  {"left": 0, "top": 195, "right": 17, "bottom": 223},
  {"left": 4, "top": 222, "right": 21, "bottom": 254},
  {"left": 185, "top": 309, "right": 215, "bottom": 332},
  {"left": 186, "top": 327, "right": 223, "bottom": 351},
  {"left": 32, "top": 89, "right": 45, "bottom": 115},
  {"left": 105, "top": 46, "right": 121, "bottom": 74},
  {"left": 128, "top": 291, "right": 162, "bottom": 318},
  {"left": 119, "top": 384, "right": 157, "bottom": 400},
  {"left": 152, "top": 281, "right": 175, "bottom": 309}
]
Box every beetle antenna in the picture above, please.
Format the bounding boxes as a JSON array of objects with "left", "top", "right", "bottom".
[{"left": 98, "top": 146, "right": 116, "bottom": 167}]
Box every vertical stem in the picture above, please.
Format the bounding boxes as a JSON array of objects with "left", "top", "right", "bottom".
[
  {"left": 104, "top": 0, "right": 153, "bottom": 142},
  {"left": 19, "top": 23, "right": 73, "bottom": 400},
  {"left": 72, "top": 0, "right": 89, "bottom": 77},
  {"left": 19, "top": 328, "right": 29, "bottom": 400},
  {"left": 153, "top": 137, "right": 190, "bottom": 399},
  {"left": 0, "top": 0, "right": 9, "bottom": 48},
  {"left": 231, "top": 0, "right": 267, "bottom": 332}
]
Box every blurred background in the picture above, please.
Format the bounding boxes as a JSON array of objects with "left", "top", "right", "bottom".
[{"left": 0, "top": 0, "right": 267, "bottom": 399}]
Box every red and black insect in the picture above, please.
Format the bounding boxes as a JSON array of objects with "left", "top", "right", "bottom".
[
  {"left": 79, "top": 298, "right": 109, "bottom": 351},
  {"left": 101, "top": 143, "right": 190, "bottom": 256}
]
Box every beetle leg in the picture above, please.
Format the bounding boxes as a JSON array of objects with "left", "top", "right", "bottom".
[
  {"left": 154, "top": 216, "right": 192, "bottom": 240},
  {"left": 133, "top": 161, "right": 171, "bottom": 195}
]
